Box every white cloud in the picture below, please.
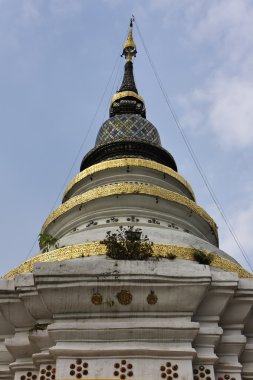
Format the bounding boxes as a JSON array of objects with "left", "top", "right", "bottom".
[
  {"left": 148, "top": 0, "right": 253, "bottom": 268},
  {"left": 203, "top": 190, "right": 253, "bottom": 272},
  {"left": 189, "top": 0, "right": 253, "bottom": 65},
  {"left": 0, "top": 0, "right": 85, "bottom": 30},
  {"left": 208, "top": 77, "right": 253, "bottom": 147},
  {"left": 149, "top": 0, "right": 253, "bottom": 59},
  {"left": 148, "top": 0, "right": 253, "bottom": 71},
  {"left": 0, "top": 0, "right": 87, "bottom": 54},
  {"left": 180, "top": 75, "right": 253, "bottom": 148},
  {"left": 219, "top": 200, "right": 253, "bottom": 271},
  {"left": 149, "top": 0, "right": 253, "bottom": 149}
]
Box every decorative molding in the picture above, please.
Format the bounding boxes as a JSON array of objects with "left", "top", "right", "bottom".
[
  {"left": 147, "top": 291, "right": 158, "bottom": 305},
  {"left": 4, "top": 243, "right": 252, "bottom": 279},
  {"left": 43, "top": 183, "right": 213, "bottom": 236},
  {"left": 116, "top": 290, "right": 133, "bottom": 305},
  {"left": 63, "top": 158, "right": 195, "bottom": 200},
  {"left": 39, "top": 365, "right": 56, "bottom": 380},
  {"left": 111, "top": 91, "right": 145, "bottom": 104},
  {"left": 91, "top": 293, "right": 103, "bottom": 305},
  {"left": 113, "top": 359, "right": 133, "bottom": 379},
  {"left": 69, "top": 359, "right": 88, "bottom": 378},
  {"left": 160, "top": 362, "right": 179, "bottom": 379}
]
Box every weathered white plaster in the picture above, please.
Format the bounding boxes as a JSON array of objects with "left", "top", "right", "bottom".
[
  {"left": 0, "top": 257, "right": 252, "bottom": 379},
  {"left": 63, "top": 165, "right": 195, "bottom": 201}
]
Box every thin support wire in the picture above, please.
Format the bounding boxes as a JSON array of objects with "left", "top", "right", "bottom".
[
  {"left": 25, "top": 24, "right": 131, "bottom": 262},
  {"left": 101, "top": 57, "right": 123, "bottom": 124},
  {"left": 134, "top": 16, "right": 253, "bottom": 272},
  {"left": 24, "top": 54, "right": 121, "bottom": 261}
]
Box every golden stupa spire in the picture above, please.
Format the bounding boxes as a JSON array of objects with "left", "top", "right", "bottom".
[
  {"left": 122, "top": 17, "right": 137, "bottom": 62},
  {"left": 109, "top": 17, "right": 145, "bottom": 118}
]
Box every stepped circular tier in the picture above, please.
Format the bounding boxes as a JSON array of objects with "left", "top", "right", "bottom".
[{"left": 5, "top": 157, "right": 252, "bottom": 279}]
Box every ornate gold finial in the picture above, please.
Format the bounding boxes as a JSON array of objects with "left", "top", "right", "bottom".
[{"left": 122, "top": 17, "right": 137, "bottom": 62}]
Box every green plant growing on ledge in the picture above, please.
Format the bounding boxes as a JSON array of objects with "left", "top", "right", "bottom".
[
  {"left": 39, "top": 233, "right": 59, "bottom": 253},
  {"left": 101, "top": 226, "right": 154, "bottom": 260},
  {"left": 193, "top": 250, "right": 214, "bottom": 265}
]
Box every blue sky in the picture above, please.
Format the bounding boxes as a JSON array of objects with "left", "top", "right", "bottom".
[{"left": 1, "top": 0, "right": 253, "bottom": 276}]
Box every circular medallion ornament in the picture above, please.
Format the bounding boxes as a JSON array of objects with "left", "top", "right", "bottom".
[
  {"left": 117, "top": 289, "right": 133, "bottom": 305},
  {"left": 91, "top": 292, "right": 103, "bottom": 305},
  {"left": 147, "top": 291, "right": 158, "bottom": 305}
]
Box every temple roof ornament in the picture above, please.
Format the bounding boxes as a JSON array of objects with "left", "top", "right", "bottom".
[
  {"left": 122, "top": 18, "right": 137, "bottom": 62},
  {"left": 109, "top": 18, "right": 146, "bottom": 118},
  {"left": 95, "top": 114, "right": 161, "bottom": 147},
  {"left": 81, "top": 19, "right": 177, "bottom": 171}
]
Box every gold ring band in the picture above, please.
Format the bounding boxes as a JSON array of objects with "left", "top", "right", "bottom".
[
  {"left": 42, "top": 183, "right": 217, "bottom": 238},
  {"left": 4, "top": 243, "right": 251, "bottom": 279},
  {"left": 63, "top": 158, "right": 195, "bottom": 201}
]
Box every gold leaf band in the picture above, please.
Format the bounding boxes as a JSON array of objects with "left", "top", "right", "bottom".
[
  {"left": 63, "top": 158, "right": 195, "bottom": 201},
  {"left": 111, "top": 91, "right": 145, "bottom": 104},
  {"left": 4, "top": 243, "right": 252, "bottom": 279}
]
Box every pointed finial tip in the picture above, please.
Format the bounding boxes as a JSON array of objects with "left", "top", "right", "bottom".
[{"left": 122, "top": 17, "right": 137, "bottom": 61}]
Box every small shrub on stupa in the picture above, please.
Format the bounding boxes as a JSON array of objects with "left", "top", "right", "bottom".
[
  {"left": 193, "top": 250, "right": 214, "bottom": 265},
  {"left": 101, "top": 226, "right": 154, "bottom": 260},
  {"left": 39, "top": 233, "right": 59, "bottom": 253}
]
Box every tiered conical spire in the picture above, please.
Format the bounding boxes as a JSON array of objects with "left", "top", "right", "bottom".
[
  {"left": 118, "top": 61, "right": 138, "bottom": 94},
  {"left": 118, "top": 18, "right": 138, "bottom": 93},
  {"left": 110, "top": 18, "right": 145, "bottom": 118},
  {"left": 81, "top": 18, "right": 177, "bottom": 171}
]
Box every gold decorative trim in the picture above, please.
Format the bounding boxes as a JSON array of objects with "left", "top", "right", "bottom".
[
  {"left": 4, "top": 243, "right": 252, "bottom": 279},
  {"left": 4, "top": 243, "right": 106, "bottom": 279},
  {"left": 111, "top": 91, "right": 145, "bottom": 104},
  {"left": 116, "top": 289, "right": 133, "bottom": 305},
  {"left": 63, "top": 158, "right": 195, "bottom": 201},
  {"left": 91, "top": 292, "right": 103, "bottom": 305},
  {"left": 147, "top": 291, "right": 158, "bottom": 305},
  {"left": 43, "top": 182, "right": 215, "bottom": 237}
]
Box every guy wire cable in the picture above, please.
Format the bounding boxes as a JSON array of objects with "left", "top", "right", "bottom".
[
  {"left": 101, "top": 57, "right": 123, "bottom": 124},
  {"left": 24, "top": 52, "right": 122, "bottom": 261},
  {"left": 133, "top": 16, "right": 253, "bottom": 272}
]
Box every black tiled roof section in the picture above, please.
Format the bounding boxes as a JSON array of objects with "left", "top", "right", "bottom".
[{"left": 118, "top": 61, "right": 138, "bottom": 94}]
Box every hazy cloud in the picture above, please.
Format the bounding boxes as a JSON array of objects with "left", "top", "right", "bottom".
[
  {"left": 149, "top": 0, "right": 253, "bottom": 62},
  {"left": 49, "top": 0, "right": 84, "bottom": 15},
  {"left": 219, "top": 199, "right": 253, "bottom": 270},
  {"left": 188, "top": 0, "right": 253, "bottom": 66},
  {"left": 180, "top": 75, "right": 253, "bottom": 148},
  {"left": 102, "top": 0, "right": 125, "bottom": 7},
  {"left": 204, "top": 187, "right": 253, "bottom": 271},
  {"left": 147, "top": 0, "right": 253, "bottom": 267},
  {"left": 0, "top": 0, "right": 85, "bottom": 30},
  {"left": 149, "top": 0, "right": 253, "bottom": 149},
  {"left": 20, "top": 0, "right": 41, "bottom": 25}
]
